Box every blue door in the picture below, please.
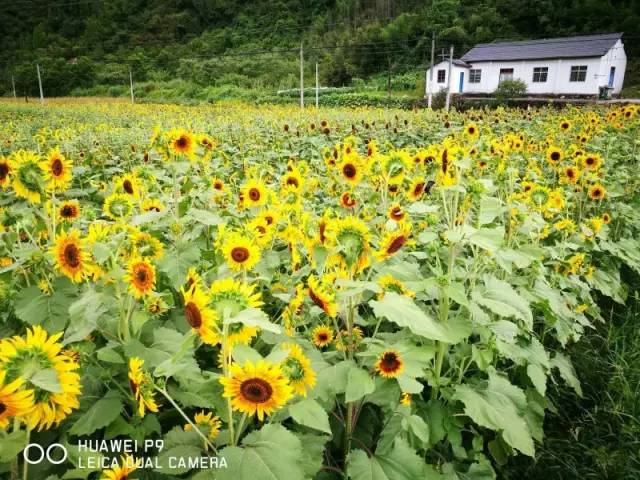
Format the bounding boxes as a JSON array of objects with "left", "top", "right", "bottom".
[
  {"left": 459, "top": 72, "right": 464, "bottom": 93},
  {"left": 608, "top": 67, "right": 616, "bottom": 87}
]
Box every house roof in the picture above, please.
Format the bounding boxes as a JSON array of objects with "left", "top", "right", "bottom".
[{"left": 461, "top": 33, "right": 622, "bottom": 62}]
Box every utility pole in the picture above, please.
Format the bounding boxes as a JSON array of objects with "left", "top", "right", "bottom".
[
  {"left": 427, "top": 32, "right": 435, "bottom": 107},
  {"left": 11, "top": 75, "right": 16, "bottom": 99},
  {"left": 387, "top": 58, "right": 391, "bottom": 96},
  {"left": 445, "top": 45, "right": 454, "bottom": 111},
  {"left": 299, "top": 41, "right": 304, "bottom": 109},
  {"left": 315, "top": 62, "right": 319, "bottom": 108},
  {"left": 129, "top": 68, "right": 135, "bottom": 103},
  {"left": 36, "top": 64, "right": 44, "bottom": 105}
]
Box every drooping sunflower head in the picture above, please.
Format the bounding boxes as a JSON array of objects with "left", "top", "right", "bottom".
[
  {"left": 12, "top": 150, "right": 44, "bottom": 204},
  {"left": 181, "top": 284, "right": 220, "bottom": 345},
  {"left": 57, "top": 200, "right": 81, "bottom": 222},
  {"left": 125, "top": 257, "right": 156, "bottom": 299},
  {"left": 128, "top": 357, "right": 158, "bottom": 418},
  {"left": 311, "top": 325, "right": 334, "bottom": 348},
  {"left": 219, "top": 360, "right": 293, "bottom": 421},
  {"left": 40, "top": 148, "right": 72, "bottom": 192},
  {"left": 375, "top": 222, "right": 412, "bottom": 262},
  {"left": 0, "top": 326, "right": 81, "bottom": 431},
  {"left": 376, "top": 274, "right": 415, "bottom": 299},
  {"left": 142, "top": 198, "right": 165, "bottom": 213},
  {"left": 0, "top": 370, "right": 34, "bottom": 429},
  {"left": 184, "top": 411, "right": 222, "bottom": 441},
  {"left": 210, "top": 278, "right": 263, "bottom": 345},
  {"left": 279, "top": 343, "right": 316, "bottom": 397},
  {"left": 307, "top": 275, "right": 338, "bottom": 318},
  {"left": 103, "top": 193, "right": 134, "bottom": 221},
  {"left": 381, "top": 150, "right": 412, "bottom": 184},
  {"left": 116, "top": 173, "right": 141, "bottom": 198},
  {"left": 375, "top": 349, "right": 404, "bottom": 378},
  {"left": 407, "top": 177, "right": 427, "bottom": 201},
  {"left": 51, "top": 229, "right": 89, "bottom": 283},
  {"left": 130, "top": 231, "right": 164, "bottom": 261},
  {"left": 220, "top": 232, "right": 261, "bottom": 272}
]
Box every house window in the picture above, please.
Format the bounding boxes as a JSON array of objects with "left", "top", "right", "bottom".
[
  {"left": 532, "top": 67, "right": 548, "bottom": 82},
  {"left": 570, "top": 65, "right": 588, "bottom": 82},
  {"left": 499, "top": 68, "right": 514, "bottom": 82},
  {"left": 437, "top": 69, "right": 446, "bottom": 83},
  {"left": 469, "top": 69, "right": 482, "bottom": 83}
]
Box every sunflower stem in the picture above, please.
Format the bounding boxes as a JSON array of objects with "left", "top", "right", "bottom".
[
  {"left": 22, "top": 428, "right": 30, "bottom": 480},
  {"left": 155, "top": 385, "right": 217, "bottom": 453},
  {"left": 222, "top": 323, "right": 236, "bottom": 446},
  {"left": 234, "top": 413, "right": 248, "bottom": 445},
  {"left": 343, "top": 294, "right": 356, "bottom": 474}
]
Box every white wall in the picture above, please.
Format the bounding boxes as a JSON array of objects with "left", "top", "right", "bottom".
[
  {"left": 460, "top": 41, "right": 626, "bottom": 95},
  {"left": 426, "top": 60, "right": 468, "bottom": 96}
]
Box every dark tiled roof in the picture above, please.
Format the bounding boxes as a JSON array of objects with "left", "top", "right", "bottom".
[{"left": 461, "top": 33, "right": 622, "bottom": 62}]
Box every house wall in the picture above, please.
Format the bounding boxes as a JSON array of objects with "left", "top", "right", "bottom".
[
  {"left": 426, "top": 61, "right": 468, "bottom": 96},
  {"left": 461, "top": 41, "right": 626, "bottom": 95}
]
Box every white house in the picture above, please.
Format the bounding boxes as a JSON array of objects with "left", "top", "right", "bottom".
[{"left": 426, "top": 33, "right": 626, "bottom": 97}]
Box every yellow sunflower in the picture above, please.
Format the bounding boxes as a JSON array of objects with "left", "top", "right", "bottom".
[
  {"left": 40, "top": 148, "right": 72, "bottom": 192},
  {"left": 0, "top": 156, "right": 14, "bottom": 188},
  {"left": 220, "top": 233, "right": 261, "bottom": 272},
  {"left": 241, "top": 179, "right": 269, "bottom": 208},
  {"left": 51, "top": 229, "right": 90, "bottom": 283},
  {"left": 377, "top": 274, "right": 415, "bottom": 299},
  {"left": 582, "top": 153, "right": 602, "bottom": 171},
  {"left": 375, "top": 349, "right": 404, "bottom": 378},
  {"left": 116, "top": 173, "right": 141, "bottom": 199},
  {"left": 546, "top": 146, "right": 563, "bottom": 165},
  {"left": 375, "top": 222, "right": 412, "bottom": 261},
  {"left": 103, "top": 193, "right": 134, "bottom": 221},
  {"left": 220, "top": 360, "right": 293, "bottom": 421},
  {"left": 324, "top": 216, "right": 371, "bottom": 272},
  {"left": 184, "top": 411, "right": 222, "bottom": 441},
  {"left": 101, "top": 454, "right": 141, "bottom": 480},
  {"left": 464, "top": 123, "right": 479, "bottom": 139},
  {"left": 125, "top": 257, "right": 156, "bottom": 299},
  {"left": 0, "top": 370, "right": 34, "bottom": 428},
  {"left": 311, "top": 325, "right": 334, "bottom": 348},
  {"left": 128, "top": 357, "right": 158, "bottom": 417},
  {"left": 407, "top": 177, "right": 427, "bottom": 201},
  {"left": 0, "top": 326, "right": 81, "bottom": 431},
  {"left": 168, "top": 128, "right": 196, "bottom": 159},
  {"left": 130, "top": 231, "right": 164, "bottom": 261},
  {"left": 337, "top": 157, "right": 363, "bottom": 185},
  {"left": 141, "top": 198, "right": 165, "bottom": 213},
  {"left": 57, "top": 200, "right": 81, "bottom": 222},
  {"left": 308, "top": 275, "right": 338, "bottom": 318},
  {"left": 210, "top": 278, "right": 263, "bottom": 346},
  {"left": 180, "top": 284, "right": 220, "bottom": 345},
  {"left": 280, "top": 343, "right": 316, "bottom": 397},
  {"left": 12, "top": 150, "right": 44, "bottom": 204},
  {"left": 381, "top": 150, "right": 412, "bottom": 185},
  {"left": 388, "top": 204, "right": 406, "bottom": 222},
  {"left": 588, "top": 183, "right": 606, "bottom": 201}
]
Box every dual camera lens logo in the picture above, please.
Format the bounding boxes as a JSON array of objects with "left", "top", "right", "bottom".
[{"left": 23, "top": 443, "right": 68, "bottom": 465}]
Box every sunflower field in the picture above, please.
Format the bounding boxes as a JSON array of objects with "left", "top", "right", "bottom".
[{"left": 0, "top": 99, "right": 638, "bottom": 480}]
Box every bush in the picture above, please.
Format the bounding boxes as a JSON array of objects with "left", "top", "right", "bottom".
[{"left": 494, "top": 79, "right": 528, "bottom": 100}]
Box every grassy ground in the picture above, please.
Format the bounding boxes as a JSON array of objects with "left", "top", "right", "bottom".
[{"left": 506, "top": 268, "right": 640, "bottom": 479}]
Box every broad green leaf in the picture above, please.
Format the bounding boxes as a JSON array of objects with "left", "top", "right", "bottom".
[
  {"left": 30, "top": 368, "right": 62, "bottom": 393},
  {"left": 65, "top": 288, "right": 107, "bottom": 344},
  {"left": 479, "top": 196, "right": 503, "bottom": 225},
  {"left": 225, "top": 307, "right": 281, "bottom": 334},
  {"left": 299, "top": 434, "right": 330, "bottom": 478},
  {"left": 313, "top": 360, "right": 353, "bottom": 401},
  {"left": 370, "top": 293, "right": 470, "bottom": 343},
  {"left": 453, "top": 369, "right": 535, "bottom": 456},
  {"left": 345, "top": 365, "right": 375, "bottom": 402},
  {"left": 217, "top": 424, "right": 305, "bottom": 480},
  {"left": 155, "top": 426, "right": 203, "bottom": 474},
  {"left": 187, "top": 208, "right": 223, "bottom": 226},
  {"left": 0, "top": 429, "right": 28, "bottom": 462},
  {"left": 551, "top": 353, "right": 582, "bottom": 396},
  {"left": 158, "top": 242, "right": 201, "bottom": 290},
  {"left": 70, "top": 391, "right": 123, "bottom": 436},
  {"left": 473, "top": 276, "right": 532, "bottom": 329},
  {"left": 289, "top": 398, "right": 332, "bottom": 434},
  {"left": 469, "top": 227, "right": 505, "bottom": 252},
  {"left": 14, "top": 278, "right": 77, "bottom": 333},
  {"left": 349, "top": 438, "right": 428, "bottom": 480}
]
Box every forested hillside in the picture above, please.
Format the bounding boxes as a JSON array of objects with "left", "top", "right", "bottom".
[{"left": 1, "top": 0, "right": 639, "bottom": 96}]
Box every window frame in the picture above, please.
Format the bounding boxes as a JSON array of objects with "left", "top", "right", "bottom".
[
  {"left": 469, "top": 69, "right": 482, "bottom": 83},
  {"left": 532, "top": 67, "right": 548, "bottom": 83},
  {"left": 569, "top": 65, "right": 588, "bottom": 82},
  {"left": 437, "top": 69, "right": 446, "bottom": 83}
]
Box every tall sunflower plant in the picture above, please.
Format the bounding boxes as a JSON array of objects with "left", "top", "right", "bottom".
[{"left": 0, "top": 100, "right": 638, "bottom": 479}]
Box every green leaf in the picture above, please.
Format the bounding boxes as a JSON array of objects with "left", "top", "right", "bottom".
[
  {"left": 187, "top": 208, "right": 223, "bottom": 226},
  {"left": 349, "top": 438, "right": 428, "bottom": 480},
  {"left": 402, "top": 415, "right": 430, "bottom": 444},
  {"left": 289, "top": 398, "right": 332, "bottom": 434},
  {"left": 96, "top": 346, "right": 124, "bottom": 364},
  {"left": 345, "top": 365, "right": 375, "bottom": 402},
  {"left": 155, "top": 426, "right": 203, "bottom": 475},
  {"left": 217, "top": 424, "right": 305, "bottom": 480},
  {"left": 14, "top": 278, "right": 77, "bottom": 333},
  {"left": 69, "top": 391, "right": 123, "bottom": 436},
  {"left": 30, "top": 368, "right": 62, "bottom": 393},
  {"left": 65, "top": 288, "right": 107, "bottom": 344},
  {"left": 370, "top": 293, "right": 470, "bottom": 343},
  {"left": 469, "top": 227, "right": 505, "bottom": 253},
  {"left": 479, "top": 196, "right": 503, "bottom": 225},
  {"left": 158, "top": 242, "right": 201, "bottom": 290},
  {"left": 473, "top": 276, "right": 532, "bottom": 329},
  {"left": 551, "top": 353, "right": 582, "bottom": 396},
  {"left": 0, "top": 429, "right": 28, "bottom": 462},
  {"left": 299, "top": 434, "right": 330, "bottom": 478},
  {"left": 313, "top": 360, "right": 352, "bottom": 401},
  {"left": 225, "top": 307, "right": 282, "bottom": 334},
  {"left": 453, "top": 369, "right": 535, "bottom": 456}
]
